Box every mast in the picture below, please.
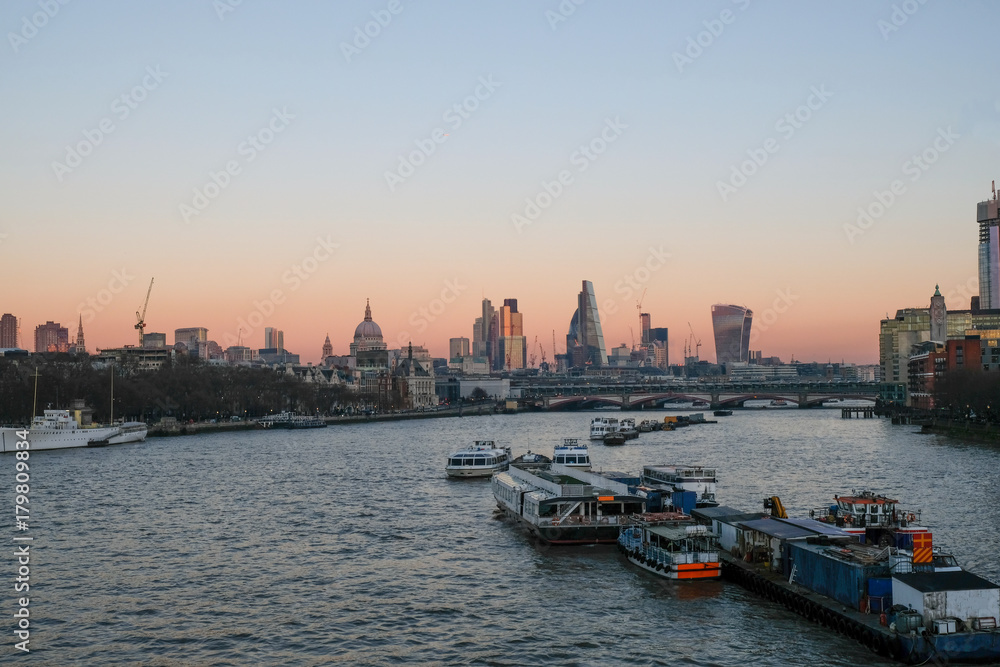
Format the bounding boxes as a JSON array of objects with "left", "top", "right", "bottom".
[{"left": 31, "top": 368, "right": 40, "bottom": 422}]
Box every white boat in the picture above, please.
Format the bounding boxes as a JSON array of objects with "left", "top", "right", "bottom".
[
  {"left": 618, "top": 513, "right": 721, "bottom": 580},
  {"left": 446, "top": 440, "right": 511, "bottom": 478},
  {"left": 1, "top": 410, "right": 120, "bottom": 452},
  {"left": 553, "top": 438, "right": 591, "bottom": 470},
  {"left": 105, "top": 421, "right": 148, "bottom": 445},
  {"left": 641, "top": 465, "right": 719, "bottom": 508},
  {"left": 589, "top": 417, "right": 619, "bottom": 440},
  {"left": 617, "top": 418, "right": 639, "bottom": 440}
]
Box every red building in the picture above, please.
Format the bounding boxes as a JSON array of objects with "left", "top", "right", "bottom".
[{"left": 908, "top": 337, "right": 983, "bottom": 410}]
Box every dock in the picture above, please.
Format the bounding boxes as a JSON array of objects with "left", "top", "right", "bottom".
[
  {"left": 842, "top": 406, "right": 875, "bottom": 419},
  {"left": 721, "top": 552, "right": 901, "bottom": 660}
]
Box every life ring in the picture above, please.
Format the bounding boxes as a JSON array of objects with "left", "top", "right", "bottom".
[{"left": 907, "top": 513, "right": 916, "bottom": 522}]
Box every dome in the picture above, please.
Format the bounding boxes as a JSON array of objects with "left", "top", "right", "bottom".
[{"left": 354, "top": 299, "right": 383, "bottom": 340}]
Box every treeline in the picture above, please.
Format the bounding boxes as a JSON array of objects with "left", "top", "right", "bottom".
[
  {"left": 933, "top": 369, "right": 1000, "bottom": 422},
  {"left": 0, "top": 355, "right": 358, "bottom": 424}
]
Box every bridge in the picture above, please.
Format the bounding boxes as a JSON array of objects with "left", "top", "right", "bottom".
[{"left": 512, "top": 380, "right": 878, "bottom": 410}]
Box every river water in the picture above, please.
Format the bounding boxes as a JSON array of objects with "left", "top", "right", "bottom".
[{"left": 8, "top": 409, "right": 1000, "bottom": 665}]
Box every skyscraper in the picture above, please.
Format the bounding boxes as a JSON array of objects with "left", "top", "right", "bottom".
[
  {"left": 472, "top": 298, "right": 494, "bottom": 360},
  {"left": 639, "top": 312, "right": 651, "bottom": 346},
  {"left": 34, "top": 321, "right": 69, "bottom": 353},
  {"left": 978, "top": 195, "right": 1000, "bottom": 309},
  {"left": 566, "top": 280, "right": 608, "bottom": 367},
  {"left": 711, "top": 304, "right": 753, "bottom": 364},
  {"left": 499, "top": 298, "right": 526, "bottom": 370},
  {"left": 0, "top": 313, "right": 17, "bottom": 348}
]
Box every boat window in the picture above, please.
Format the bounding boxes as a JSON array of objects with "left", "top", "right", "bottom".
[
  {"left": 474, "top": 457, "right": 486, "bottom": 466},
  {"left": 854, "top": 504, "right": 865, "bottom": 513},
  {"left": 870, "top": 505, "right": 880, "bottom": 515},
  {"left": 449, "top": 458, "right": 461, "bottom": 466},
  {"left": 463, "top": 458, "right": 473, "bottom": 466}
]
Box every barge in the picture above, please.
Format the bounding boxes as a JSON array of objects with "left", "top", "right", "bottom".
[
  {"left": 492, "top": 463, "right": 645, "bottom": 544},
  {"left": 698, "top": 499, "right": 1000, "bottom": 664}
]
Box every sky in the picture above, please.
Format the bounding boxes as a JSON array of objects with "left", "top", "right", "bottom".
[{"left": 2, "top": 0, "right": 999, "bottom": 365}]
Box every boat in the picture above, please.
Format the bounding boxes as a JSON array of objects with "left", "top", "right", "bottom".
[
  {"left": 589, "top": 416, "right": 619, "bottom": 440},
  {"left": 768, "top": 399, "right": 789, "bottom": 408},
  {"left": 810, "top": 490, "right": 930, "bottom": 550},
  {"left": 552, "top": 438, "right": 591, "bottom": 470},
  {"left": 105, "top": 421, "right": 148, "bottom": 445},
  {"left": 446, "top": 440, "right": 512, "bottom": 478},
  {"left": 1, "top": 410, "right": 120, "bottom": 452},
  {"left": 638, "top": 419, "right": 658, "bottom": 432},
  {"left": 603, "top": 432, "right": 626, "bottom": 446},
  {"left": 617, "top": 418, "right": 639, "bottom": 440},
  {"left": 492, "top": 463, "right": 647, "bottom": 544},
  {"left": 510, "top": 450, "right": 551, "bottom": 470},
  {"left": 696, "top": 494, "right": 1000, "bottom": 664},
  {"left": 641, "top": 465, "right": 719, "bottom": 508},
  {"left": 288, "top": 416, "right": 327, "bottom": 429},
  {"left": 692, "top": 400, "right": 709, "bottom": 408},
  {"left": 713, "top": 409, "right": 733, "bottom": 417},
  {"left": 618, "top": 513, "right": 722, "bottom": 580}
]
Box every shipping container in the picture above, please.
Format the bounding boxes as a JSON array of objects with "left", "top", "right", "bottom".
[{"left": 786, "top": 541, "right": 889, "bottom": 609}]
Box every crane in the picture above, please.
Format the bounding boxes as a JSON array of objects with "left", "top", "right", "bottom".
[
  {"left": 636, "top": 288, "right": 647, "bottom": 346},
  {"left": 135, "top": 278, "right": 154, "bottom": 347},
  {"left": 687, "top": 322, "right": 701, "bottom": 362},
  {"left": 529, "top": 335, "right": 539, "bottom": 368}
]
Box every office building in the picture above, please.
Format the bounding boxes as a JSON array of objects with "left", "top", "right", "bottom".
[
  {"left": 35, "top": 321, "right": 69, "bottom": 353},
  {"left": 449, "top": 337, "right": 470, "bottom": 361},
  {"left": 978, "top": 195, "right": 1000, "bottom": 309},
  {"left": 264, "top": 327, "right": 284, "bottom": 352},
  {"left": 498, "top": 298, "right": 527, "bottom": 370},
  {"left": 143, "top": 332, "right": 167, "bottom": 349},
  {"left": 566, "top": 280, "right": 608, "bottom": 367},
  {"left": 0, "top": 313, "right": 18, "bottom": 348},
  {"left": 175, "top": 327, "right": 209, "bottom": 348},
  {"left": 639, "top": 312, "right": 651, "bottom": 345},
  {"left": 711, "top": 304, "right": 753, "bottom": 364}
]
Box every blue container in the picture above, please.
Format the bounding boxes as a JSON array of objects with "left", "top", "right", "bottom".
[
  {"left": 787, "top": 542, "right": 889, "bottom": 609},
  {"left": 868, "top": 577, "right": 891, "bottom": 597},
  {"left": 672, "top": 490, "right": 696, "bottom": 515}
]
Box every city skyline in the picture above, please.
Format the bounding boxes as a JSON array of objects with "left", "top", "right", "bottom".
[{"left": 3, "top": 3, "right": 998, "bottom": 365}]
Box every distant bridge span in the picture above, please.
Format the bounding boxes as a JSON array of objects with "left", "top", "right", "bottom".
[{"left": 538, "top": 390, "right": 877, "bottom": 411}]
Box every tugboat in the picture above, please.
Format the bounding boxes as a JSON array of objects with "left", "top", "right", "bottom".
[
  {"left": 603, "top": 432, "right": 626, "bottom": 446},
  {"left": 811, "top": 490, "right": 929, "bottom": 549},
  {"left": 617, "top": 418, "right": 639, "bottom": 440}
]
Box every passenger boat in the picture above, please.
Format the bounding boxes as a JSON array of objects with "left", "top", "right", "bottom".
[
  {"left": 641, "top": 465, "right": 718, "bottom": 508},
  {"left": 445, "top": 440, "right": 512, "bottom": 478},
  {"left": 492, "top": 463, "right": 647, "bottom": 544},
  {"left": 552, "top": 438, "right": 591, "bottom": 470},
  {"left": 589, "top": 416, "right": 619, "bottom": 440},
  {"left": 288, "top": 416, "right": 327, "bottom": 429},
  {"left": 618, "top": 513, "right": 721, "bottom": 580},
  {"left": 617, "top": 418, "right": 639, "bottom": 440},
  {"left": 603, "top": 432, "right": 626, "bottom": 446}
]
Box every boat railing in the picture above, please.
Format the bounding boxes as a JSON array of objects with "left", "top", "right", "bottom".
[{"left": 547, "top": 514, "right": 626, "bottom": 527}]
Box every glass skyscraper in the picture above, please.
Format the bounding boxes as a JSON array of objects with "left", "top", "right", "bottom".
[
  {"left": 978, "top": 198, "right": 1000, "bottom": 310},
  {"left": 566, "top": 280, "right": 607, "bottom": 367},
  {"left": 711, "top": 304, "right": 753, "bottom": 365}
]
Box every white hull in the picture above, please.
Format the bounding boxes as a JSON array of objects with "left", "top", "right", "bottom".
[
  {"left": 0, "top": 426, "right": 120, "bottom": 453},
  {"left": 106, "top": 423, "right": 147, "bottom": 445}
]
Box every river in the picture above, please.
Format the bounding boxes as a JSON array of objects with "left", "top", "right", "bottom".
[{"left": 8, "top": 409, "right": 1000, "bottom": 665}]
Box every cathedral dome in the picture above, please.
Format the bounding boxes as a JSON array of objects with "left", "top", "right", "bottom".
[{"left": 354, "top": 299, "right": 383, "bottom": 340}]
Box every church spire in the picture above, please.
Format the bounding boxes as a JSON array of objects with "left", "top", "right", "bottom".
[{"left": 364, "top": 298, "right": 372, "bottom": 322}]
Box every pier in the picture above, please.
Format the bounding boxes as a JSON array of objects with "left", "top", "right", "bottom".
[{"left": 841, "top": 407, "right": 875, "bottom": 419}]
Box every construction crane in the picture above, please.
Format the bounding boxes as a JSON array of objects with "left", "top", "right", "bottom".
[
  {"left": 628, "top": 326, "right": 636, "bottom": 351},
  {"left": 135, "top": 278, "right": 154, "bottom": 347},
  {"left": 529, "top": 335, "right": 539, "bottom": 368},
  {"left": 539, "top": 341, "right": 547, "bottom": 368},
  {"left": 636, "top": 288, "right": 647, "bottom": 347},
  {"left": 763, "top": 496, "right": 788, "bottom": 519},
  {"left": 687, "top": 322, "right": 701, "bottom": 361}
]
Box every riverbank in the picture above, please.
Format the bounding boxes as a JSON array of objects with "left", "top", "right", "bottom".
[
  {"left": 920, "top": 418, "right": 1000, "bottom": 443},
  {"left": 147, "top": 404, "right": 506, "bottom": 437}
]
